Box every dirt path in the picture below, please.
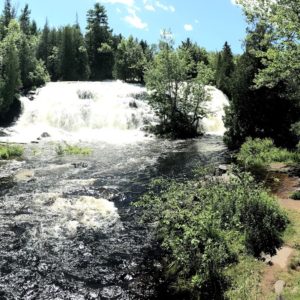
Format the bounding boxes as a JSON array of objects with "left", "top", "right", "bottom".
[{"left": 260, "top": 167, "right": 300, "bottom": 298}]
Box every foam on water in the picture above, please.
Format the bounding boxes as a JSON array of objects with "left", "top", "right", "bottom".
[
  {"left": 0, "top": 81, "right": 229, "bottom": 143},
  {"left": 2, "top": 81, "right": 153, "bottom": 144},
  {"left": 30, "top": 193, "right": 121, "bottom": 239},
  {"left": 202, "top": 86, "right": 229, "bottom": 135}
]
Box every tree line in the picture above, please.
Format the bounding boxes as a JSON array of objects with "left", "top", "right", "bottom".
[{"left": 0, "top": 0, "right": 299, "bottom": 151}]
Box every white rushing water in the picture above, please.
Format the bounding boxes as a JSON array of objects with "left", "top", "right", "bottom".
[
  {"left": 202, "top": 86, "right": 229, "bottom": 135},
  {"left": 1, "top": 81, "right": 228, "bottom": 143}
]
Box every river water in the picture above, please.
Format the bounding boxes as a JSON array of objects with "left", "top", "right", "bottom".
[{"left": 0, "top": 81, "right": 228, "bottom": 299}]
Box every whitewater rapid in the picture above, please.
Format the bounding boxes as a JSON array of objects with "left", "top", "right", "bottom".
[
  {"left": 0, "top": 81, "right": 229, "bottom": 299},
  {"left": 0, "top": 81, "right": 228, "bottom": 143}
]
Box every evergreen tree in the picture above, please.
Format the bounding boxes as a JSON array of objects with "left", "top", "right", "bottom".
[
  {"left": 19, "top": 4, "right": 31, "bottom": 35},
  {"left": 224, "top": 22, "right": 299, "bottom": 149},
  {"left": 0, "top": 20, "right": 21, "bottom": 124},
  {"left": 180, "top": 38, "right": 209, "bottom": 78},
  {"left": 113, "top": 36, "right": 145, "bottom": 82},
  {"left": 215, "top": 42, "right": 235, "bottom": 96},
  {"left": 37, "top": 20, "right": 50, "bottom": 67},
  {"left": 0, "top": 0, "right": 15, "bottom": 37},
  {"left": 85, "top": 3, "right": 113, "bottom": 80},
  {"left": 60, "top": 26, "right": 76, "bottom": 80}
]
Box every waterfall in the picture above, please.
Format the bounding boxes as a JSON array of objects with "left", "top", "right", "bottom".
[
  {"left": 3, "top": 81, "right": 153, "bottom": 143},
  {"left": 202, "top": 86, "right": 229, "bottom": 136},
  {"left": 1, "top": 81, "right": 228, "bottom": 143}
]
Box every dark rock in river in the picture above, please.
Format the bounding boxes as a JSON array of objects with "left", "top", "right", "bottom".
[
  {"left": 129, "top": 101, "right": 138, "bottom": 109},
  {"left": 41, "top": 132, "right": 51, "bottom": 138},
  {"left": 72, "top": 162, "right": 88, "bottom": 168}
]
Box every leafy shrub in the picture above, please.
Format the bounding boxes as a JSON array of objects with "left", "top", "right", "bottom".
[
  {"left": 0, "top": 144, "right": 24, "bottom": 159},
  {"left": 289, "top": 255, "right": 300, "bottom": 270},
  {"left": 55, "top": 143, "right": 92, "bottom": 155},
  {"left": 136, "top": 170, "right": 288, "bottom": 298},
  {"left": 291, "top": 191, "right": 300, "bottom": 200},
  {"left": 237, "top": 138, "right": 299, "bottom": 177}
]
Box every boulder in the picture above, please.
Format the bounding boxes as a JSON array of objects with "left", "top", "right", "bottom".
[
  {"left": 41, "top": 132, "right": 51, "bottom": 138},
  {"left": 215, "top": 164, "right": 230, "bottom": 176}
]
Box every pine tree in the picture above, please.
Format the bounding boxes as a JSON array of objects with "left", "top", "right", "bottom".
[
  {"left": 0, "top": 20, "right": 21, "bottom": 124},
  {"left": 224, "top": 23, "right": 299, "bottom": 149},
  {"left": 85, "top": 3, "right": 113, "bottom": 80},
  {"left": 37, "top": 20, "right": 50, "bottom": 67},
  {"left": 215, "top": 42, "right": 235, "bottom": 96},
  {"left": 19, "top": 4, "right": 31, "bottom": 35},
  {"left": 0, "top": 0, "right": 15, "bottom": 38}
]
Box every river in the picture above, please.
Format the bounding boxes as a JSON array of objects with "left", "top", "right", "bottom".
[{"left": 0, "top": 81, "right": 228, "bottom": 299}]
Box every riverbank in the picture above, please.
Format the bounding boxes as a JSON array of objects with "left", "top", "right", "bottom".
[{"left": 261, "top": 164, "right": 300, "bottom": 299}]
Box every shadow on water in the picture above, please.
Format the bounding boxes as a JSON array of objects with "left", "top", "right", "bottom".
[{"left": 0, "top": 135, "right": 227, "bottom": 299}]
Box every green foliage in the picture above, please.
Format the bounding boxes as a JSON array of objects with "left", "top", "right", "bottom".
[
  {"left": 55, "top": 143, "right": 92, "bottom": 156},
  {"left": 237, "top": 138, "right": 300, "bottom": 176},
  {"left": 224, "top": 255, "right": 263, "bottom": 300},
  {"left": 237, "top": 0, "right": 300, "bottom": 89},
  {"left": 0, "top": 144, "right": 23, "bottom": 159},
  {"left": 291, "top": 191, "right": 300, "bottom": 201},
  {"left": 180, "top": 38, "right": 210, "bottom": 79},
  {"left": 113, "top": 36, "right": 146, "bottom": 82},
  {"left": 215, "top": 42, "right": 235, "bottom": 96},
  {"left": 85, "top": 3, "right": 113, "bottom": 80},
  {"left": 223, "top": 22, "right": 300, "bottom": 149},
  {"left": 0, "top": 20, "right": 21, "bottom": 123},
  {"left": 144, "top": 32, "right": 211, "bottom": 138},
  {"left": 136, "top": 170, "right": 288, "bottom": 298}
]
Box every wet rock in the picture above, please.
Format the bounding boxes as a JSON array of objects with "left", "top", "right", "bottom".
[
  {"left": 14, "top": 169, "right": 34, "bottom": 182},
  {"left": 72, "top": 162, "right": 88, "bottom": 168},
  {"left": 0, "top": 130, "right": 8, "bottom": 137},
  {"left": 129, "top": 101, "right": 138, "bottom": 108},
  {"left": 41, "top": 132, "right": 51, "bottom": 138},
  {"left": 215, "top": 164, "right": 230, "bottom": 176},
  {"left": 31, "top": 141, "right": 39, "bottom": 144}
]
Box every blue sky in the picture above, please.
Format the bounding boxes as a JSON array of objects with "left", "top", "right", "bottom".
[{"left": 8, "top": 0, "right": 247, "bottom": 53}]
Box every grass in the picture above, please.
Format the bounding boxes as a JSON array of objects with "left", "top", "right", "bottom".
[
  {"left": 55, "top": 143, "right": 92, "bottom": 156},
  {"left": 237, "top": 138, "right": 300, "bottom": 179},
  {"left": 225, "top": 255, "right": 264, "bottom": 300},
  {"left": 0, "top": 144, "right": 24, "bottom": 159}
]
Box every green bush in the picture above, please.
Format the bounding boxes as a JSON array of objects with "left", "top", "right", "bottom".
[
  {"left": 55, "top": 143, "right": 92, "bottom": 156},
  {"left": 237, "top": 138, "right": 299, "bottom": 177},
  {"left": 0, "top": 144, "right": 24, "bottom": 159},
  {"left": 291, "top": 191, "right": 300, "bottom": 200},
  {"left": 136, "top": 170, "right": 288, "bottom": 299}
]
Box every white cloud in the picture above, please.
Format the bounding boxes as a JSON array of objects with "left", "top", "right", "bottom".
[
  {"left": 116, "top": 7, "right": 122, "bottom": 13},
  {"left": 155, "top": 1, "right": 175, "bottom": 12},
  {"left": 101, "top": 0, "right": 134, "bottom": 6},
  {"left": 184, "top": 24, "right": 193, "bottom": 31},
  {"left": 124, "top": 8, "right": 148, "bottom": 29},
  {"left": 169, "top": 5, "right": 175, "bottom": 12},
  {"left": 145, "top": 4, "right": 155, "bottom": 11}
]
